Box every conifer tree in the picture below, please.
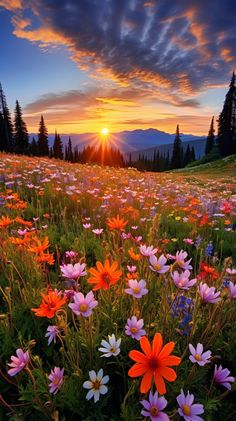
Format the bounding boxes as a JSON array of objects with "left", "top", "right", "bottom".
[
  {"left": 14, "top": 100, "right": 29, "bottom": 154},
  {"left": 0, "top": 83, "right": 13, "bottom": 151},
  {"left": 38, "top": 115, "right": 49, "bottom": 156},
  {"left": 30, "top": 137, "right": 38, "bottom": 156},
  {"left": 171, "top": 124, "right": 183, "bottom": 169},
  {"left": 218, "top": 71, "right": 236, "bottom": 156},
  {"left": 205, "top": 116, "right": 215, "bottom": 155},
  {"left": 53, "top": 131, "right": 63, "bottom": 159},
  {"left": 183, "top": 144, "right": 191, "bottom": 166},
  {"left": 67, "top": 137, "right": 73, "bottom": 162},
  {"left": 191, "top": 146, "right": 196, "bottom": 162}
]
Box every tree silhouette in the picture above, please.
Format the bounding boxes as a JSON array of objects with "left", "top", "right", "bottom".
[
  {"left": 53, "top": 131, "right": 63, "bottom": 159},
  {"left": 38, "top": 115, "right": 49, "bottom": 156},
  {"left": 14, "top": 100, "right": 29, "bottom": 155},
  {"left": 218, "top": 71, "right": 236, "bottom": 156},
  {"left": 0, "top": 83, "right": 13, "bottom": 152},
  {"left": 205, "top": 116, "right": 215, "bottom": 155},
  {"left": 171, "top": 124, "right": 183, "bottom": 169}
]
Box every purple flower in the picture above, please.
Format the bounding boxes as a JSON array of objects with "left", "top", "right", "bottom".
[
  {"left": 125, "top": 279, "right": 148, "bottom": 298},
  {"left": 189, "top": 343, "right": 211, "bottom": 366},
  {"left": 175, "top": 250, "right": 193, "bottom": 270},
  {"left": 45, "top": 325, "right": 60, "bottom": 345},
  {"left": 140, "top": 390, "right": 169, "bottom": 421},
  {"left": 7, "top": 349, "right": 30, "bottom": 376},
  {"left": 48, "top": 367, "right": 64, "bottom": 394},
  {"left": 199, "top": 282, "right": 221, "bottom": 304},
  {"left": 60, "top": 262, "right": 87, "bottom": 280},
  {"left": 140, "top": 244, "right": 158, "bottom": 257},
  {"left": 177, "top": 389, "right": 204, "bottom": 421},
  {"left": 172, "top": 270, "right": 196, "bottom": 290},
  {"left": 228, "top": 281, "right": 236, "bottom": 299},
  {"left": 213, "top": 365, "right": 235, "bottom": 390},
  {"left": 125, "top": 316, "right": 146, "bottom": 340},
  {"left": 65, "top": 250, "right": 78, "bottom": 258},
  {"left": 149, "top": 254, "right": 169, "bottom": 274},
  {"left": 68, "top": 291, "right": 98, "bottom": 317}
]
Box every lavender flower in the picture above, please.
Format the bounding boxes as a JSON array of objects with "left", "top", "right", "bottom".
[
  {"left": 177, "top": 389, "right": 204, "bottom": 421},
  {"left": 199, "top": 282, "right": 221, "bottom": 304},
  {"left": 228, "top": 281, "right": 236, "bottom": 299},
  {"left": 172, "top": 270, "right": 197, "bottom": 290},
  {"left": 213, "top": 365, "right": 235, "bottom": 390},
  {"left": 205, "top": 242, "right": 213, "bottom": 257},
  {"left": 189, "top": 343, "right": 211, "bottom": 366},
  {"left": 125, "top": 316, "right": 146, "bottom": 340},
  {"left": 125, "top": 279, "right": 148, "bottom": 298},
  {"left": 60, "top": 262, "right": 87, "bottom": 279},
  {"left": 45, "top": 325, "right": 60, "bottom": 345},
  {"left": 48, "top": 367, "right": 64, "bottom": 394},
  {"left": 174, "top": 250, "right": 192, "bottom": 270},
  {"left": 149, "top": 254, "right": 169, "bottom": 274},
  {"left": 68, "top": 291, "right": 98, "bottom": 317},
  {"left": 140, "top": 390, "right": 169, "bottom": 421},
  {"left": 8, "top": 349, "right": 30, "bottom": 376},
  {"left": 139, "top": 244, "right": 158, "bottom": 256}
]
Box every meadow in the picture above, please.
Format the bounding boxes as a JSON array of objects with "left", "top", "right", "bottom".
[{"left": 0, "top": 153, "right": 235, "bottom": 421}]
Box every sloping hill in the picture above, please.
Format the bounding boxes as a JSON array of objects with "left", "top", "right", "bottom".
[{"left": 175, "top": 155, "right": 236, "bottom": 177}]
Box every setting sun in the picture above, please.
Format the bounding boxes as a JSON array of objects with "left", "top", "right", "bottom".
[{"left": 101, "top": 127, "right": 109, "bottom": 136}]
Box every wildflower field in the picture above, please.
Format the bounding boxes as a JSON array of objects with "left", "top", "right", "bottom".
[{"left": 0, "top": 153, "right": 235, "bottom": 421}]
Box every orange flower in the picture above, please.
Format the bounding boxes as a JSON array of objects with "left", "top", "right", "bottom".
[
  {"left": 128, "top": 247, "right": 141, "bottom": 261},
  {"left": 88, "top": 260, "right": 122, "bottom": 290},
  {"left": 28, "top": 237, "right": 50, "bottom": 254},
  {"left": 14, "top": 217, "right": 32, "bottom": 227},
  {"left": 32, "top": 290, "right": 66, "bottom": 318},
  {"left": 0, "top": 215, "right": 13, "bottom": 228},
  {"left": 107, "top": 215, "right": 128, "bottom": 230},
  {"left": 128, "top": 333, "right": 181, "bottom": 394},
  {"left": 36, "top": 252, "right": 55, "bottom": 266},
  {"left": 126, "top": 271, "right": 139, "bottom": 280}
]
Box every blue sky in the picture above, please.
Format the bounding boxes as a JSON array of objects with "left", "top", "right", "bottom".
[{"left": 0, "top": 1, "right": 234, "bottom": 135}]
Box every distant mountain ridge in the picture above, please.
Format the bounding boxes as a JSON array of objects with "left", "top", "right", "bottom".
[{"left": 29, "top": 128, "right": 206, "bottom": 157}]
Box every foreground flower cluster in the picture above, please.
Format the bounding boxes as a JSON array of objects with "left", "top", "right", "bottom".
[{"left": 0, "top": 154, "right": 235, "bottom": 420}]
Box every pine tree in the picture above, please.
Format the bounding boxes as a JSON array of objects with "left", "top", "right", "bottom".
[
  {"left": 14, "top": 100, "right": 29, "bottom": 154},
  {"left": 191, "top": 146, "right": 196, "bottom": 162},
  {"left": 67, "top": 137, "right": 73, "bottom": 162},
  {"left": 53, "top": 131, "right": 63, "bottom": 159},
  {"left": 30, "top": 137, "right": 38, "bottom": 156},
  {"left": 38, "top": 115, "right": 49, "bottom": 156},
  {"left": 218, "top": 71, "right": 236, "bottom": 156},
  {"left": 0, "top": 83, "right": 14, "bottom": 152},
  {"left": 171, "top": 124, "right": 183, "bottom": 169},
  {"left": 205, "top": 116, "right": 215, "bottom": 155},
  {"left": 183, "top": 144, "right": 191, "bottom": 166}
]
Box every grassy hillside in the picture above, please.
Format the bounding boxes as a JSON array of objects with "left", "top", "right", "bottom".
[{"left": 175, "top": 155, "right": 236, "bottom": 177}]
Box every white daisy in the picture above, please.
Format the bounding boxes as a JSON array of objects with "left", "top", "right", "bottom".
[
  {"left": 83, "top": 369, "right": 109, "bottom": 403},
  {"left": 98, "top": 334, "right": 121, "bottom": 357}
]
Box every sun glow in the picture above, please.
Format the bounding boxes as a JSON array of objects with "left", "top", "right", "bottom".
[{"left": 101, "top": 127, "right": 109, "bottom": 136}]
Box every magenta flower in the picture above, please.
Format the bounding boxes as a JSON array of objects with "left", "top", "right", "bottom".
[
  {"left": 68, "top": 290, "right": 98, "bottom": 317},
  {"left": 171, "top": 270, "right": 197, "bottom": 290},
  {"left": 140, "top": 244, "right": 158, "bottom": 256},
  {"left": 45, "top": 325, "right": 60, "bottom": 345},
  {"left": 140, "top": 390, "right": 169, "bottom": 421},
  {"left": 183, "top": 238, "right": 194, "bottom": 245},
  {"left": 149, "top": 254, "right": 169, "bottom": 274},
  {"left": 177, "top": 389, "right": 204, "bottom": 421},
  {"left": 199, "top": 282, "right": 221, "bottom": 303},
  {"left": 213, "top": 365, "right": 235, "bottom": 390},
  {"left": 60, "top": 262, "right": 87, "bottom": 279},
  {"left": 7, "top": 349, "right": 30, "bottom": 377},
  {"left": 48, "top": 367, "right": 64, "bottom": 394},
  {"left": 174, "top": 250, "right": 192, "bottom": 270},
  {"left": 125, "top": 316, "right": 146, "bottom": 340},
  {"left": 228, "top": 281, "right": 236, "bottom": 299},
  {"left": 189, "top": 343, "right": 211, "bottom": 366},
  {"left": 127, "top": 265, "right": 137, "bottom": 273},
  {"left": 83, "top": 223, "right": 91, "bottom": 229},
  {"left": 65, "top": 250, "right": 78, "bottom": 258},
  {"left": 125, "top": 279, "right": 148, "bottom": 298}
]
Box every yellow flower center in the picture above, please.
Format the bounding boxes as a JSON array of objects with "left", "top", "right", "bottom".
[
  {"left": 130, "top": 327, "right": 137, "bottom": 334},
  {"left": 178, "top": 260, "right": 185, "bottom": 267},
  {"left": 92, "top": 380, "right": 101, "bottom": 390},
  {"left": 150, "top": 406, "right": 159, "bottom": 416},
  {"left": 195, "top": 353, "right": 202, "bottom": 361},
  {"left": 133, "top": 287, "right": 140, "bottom": 294},
  {"left": 79, "top": 303, "right": 88, "bottom": 312},
  {"left": 182, "top": 404, "right": 191, "bottom": 416},
  {"left": 154, "top": 264, "right": 161, "bottom": 271},
  {"left": 54, "top": 377, "right": 60, "bottom": 385},
  {"left": 110, "top": 346, "right": 116, "bottom": 353}
]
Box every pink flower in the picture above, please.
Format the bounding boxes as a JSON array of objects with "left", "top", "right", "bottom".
[
  {"left": 149, "top": 254, "right": 169, "bottom": 274},
  {"left": 65, "top": 250, "right": 78, "bottom": 258},
  {"left": 48, "top": 367, "right": 64, "bottom": 394},
  {"left": 172, "top": 270, "right": 196, "bottom": 290},
  {"left": 60, "top": 262, "right": 87, "bottom": 279},
  {"left": 92, "top": 228, "right": 103, "bottom": 235},
  {"left": 199, "top": 282, "right": 221, "bottom": 303},
  {"left": 177, "top": 389, "right": 204, "bottom": 421},
  {"left": 8, "top": 349, "right": 30, "bottom": 376},
  {"left": 125, "top": 279, "right": 148, "bottom": 298},
  {"left": 213, "top": 365, "right": 234, "bottom": 390},
  {"left": 228, "top": 281, "right": 236, "bottom": 299},
  {"left": 125, "top": 316, "right": 146, "bottom": 340},
  {"left": 127, "top": 265, "right": 137, "bottom": 273},
  {"left": 226, "top": 268, "right": 236, "bottom": 275},
  {"left": 140, "top": 245, "right": 158, "bottom": 256},
  {"left": 83, "top": 223, "right": 91, "bottom": 229},
  {"left": 174, "top": 250, "right": 192, "bottom": 270},
  {"left": 183, "top": 238, "right": 194, "bottom": 245},
  {"left": 68, "top": 291, "right": 98, "bottom": 317},
  {"left": 189, "top": 343, "right": 211, "bottom": 366},
  {"left": 140, "top": 390, "right": 169, "bottom": 421}
]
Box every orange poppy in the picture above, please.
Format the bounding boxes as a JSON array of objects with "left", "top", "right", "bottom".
[
  {"left": 128, "top": 333, "right": 181, "bottom": 394},
  {"left": 128, "top": 247, "right": 141, "bottom": 261},
  {"left": 32, "top": 290, "right": 66, "bottom": 318},
  {"left": 88, "top": 260, "right": 122, "bottom": 290},
  {"left": 107, "top": 215, "right": 128, "bottom": 230}
]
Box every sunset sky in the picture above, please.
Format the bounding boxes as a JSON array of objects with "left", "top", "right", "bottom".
[{"left": 0, "top": 0, "right": 235, "bottom": 135}]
